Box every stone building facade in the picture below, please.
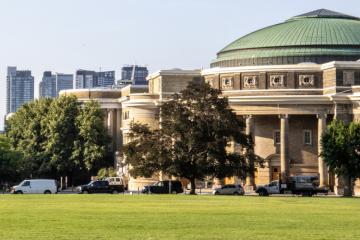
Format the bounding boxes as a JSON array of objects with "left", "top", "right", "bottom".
[{"left": 61, "top": 9, "right": 360, "bottom": 195}]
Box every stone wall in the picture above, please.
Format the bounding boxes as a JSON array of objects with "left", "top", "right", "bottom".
[
  {"left": 253, "top": 115, "right": 319, "bottom": 184},
  {"left": 161, "top": 75, "right": 201, "bottom": 94}
]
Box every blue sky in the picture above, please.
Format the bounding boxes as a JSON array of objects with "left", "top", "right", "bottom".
[{"left": 1, "top": 0, "right": 360, "bottom": 130}]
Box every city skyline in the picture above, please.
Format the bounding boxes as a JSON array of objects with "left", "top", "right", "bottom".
[
  {"left": 7, "top": 66, "right": 145, "bottom": 96},
  {"left": 5, "top": 66, "right": 141, "bottom": 119},
  {"left": 2, "top": 0, "right": 360, "bottom": 130}
]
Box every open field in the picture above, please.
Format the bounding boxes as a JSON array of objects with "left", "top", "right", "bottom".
[{"left": 0, "top": 195, "right": 360, "bottom": 240}]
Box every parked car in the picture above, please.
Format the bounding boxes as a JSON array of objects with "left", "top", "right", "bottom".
[
  {"left": 11, "top": 179, "right": 58, "bottom": 194},
  {"left": 77, "top": 180, "right": 124, "bottom": 194},
  {"left": 213, "top": 184, "right": 245, "bottom": 195},
  {"left": 255, "top": 176, "right": 329, "bottom": 196},
  {"left": 142, "top": 180, "right": 183, "bottom": 194}
]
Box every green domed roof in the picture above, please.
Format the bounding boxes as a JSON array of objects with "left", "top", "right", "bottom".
[{"left": 212, "top": 9, "right": 360, "bottom": 68}]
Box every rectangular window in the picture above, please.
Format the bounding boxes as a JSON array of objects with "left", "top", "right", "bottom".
[
  {"left": 304, "top": 130, "right": 312, "bottom": 145},
  {"left": 343, "top": 71, "right": 355, "bottom": 86},
  {"left": 274, "top": 130, "right": 280, "bottom": 145},
  {"left": 123, "top": 111, "right": 129, "bottom": 120}
]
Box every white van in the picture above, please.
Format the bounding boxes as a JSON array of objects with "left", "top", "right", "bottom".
[{"left": 11, "top": 179, "right": 58, "bottom": 194}]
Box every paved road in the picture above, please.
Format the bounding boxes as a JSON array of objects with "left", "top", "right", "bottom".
[{"left": 1, "top": 187, "right": 341, "bottom": 196}]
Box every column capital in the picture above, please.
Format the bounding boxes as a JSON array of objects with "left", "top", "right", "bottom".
[
  {"left": 278, "top": 114, "right": 289, "bottom": 119},
  {"left": 317, "top": 113, "right": 327, "bottom": 119},
  {"left": 243, "top": 114, "right": 253, "bottom": 120}
]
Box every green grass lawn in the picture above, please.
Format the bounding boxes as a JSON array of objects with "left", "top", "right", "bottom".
[{"left": 0, "top": 195, "right": 360, "bottom": 240}]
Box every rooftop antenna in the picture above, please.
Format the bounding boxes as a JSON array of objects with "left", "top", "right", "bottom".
[{"left": 131, "top": 64, "right": 136, "bottom": 84}]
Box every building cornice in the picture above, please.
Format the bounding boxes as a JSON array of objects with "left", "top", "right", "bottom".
[
  {"left": 202, "top": 63, "right": 322, "bottom": 75},
  {"left": 60, "top": 89, "right": 122, "bottom": 95},
  {"left": 321, "top": 61, "right": 360, "bottom": 70},
  {"left": 76, "top": 98, "right": 121, "bottom": 109},
  {"left": 118, "top": 96, "right": 130, "bottom": 103},
  {"left": 77, "top": 98, "right": 120, "bottom": 103},
  {"left": 147, "top": 69, "right": 201, "bottom": 80},
  {"left": 202, "top": 61, "right": 360, "bottom": 75},
  {"left": 227, "top": 95, "right": 333, "bottom": 105},
  {"left": 223, "top": 88, "right": 323, "bottom": 93},
  {"left": 122, "top": 100, "right": 158, "bottom": 108}
]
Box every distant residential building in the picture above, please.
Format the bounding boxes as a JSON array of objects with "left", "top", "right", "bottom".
[
  {"left": 75, "top": 70, "right": 96, "bottom": 89},
  {"left": 56, "top": 73, "right": 74, "bottom": 96},
  {"left": 39, "top": 71, "right": 55, "bottom": 98},
  {"left": 39, "top": 71, "right": 73, "bottom": 98},
  {"left": 6, "top": 66, "right": 34, "bottom": 114},
  {"left": 120, "top": 65, "right": 148, "bottom": 85},
  {"left": 75, "top": 70, "right": 115, "bottom": 89},
  {"left": 97, "top": 71, "right": 115, "bottom": 87}
]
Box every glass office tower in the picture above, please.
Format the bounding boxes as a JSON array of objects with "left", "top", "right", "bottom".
[{"left": 6, "top": 66, "right": 34, "bottom": 114}]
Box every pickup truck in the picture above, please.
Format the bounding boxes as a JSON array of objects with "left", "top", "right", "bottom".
[
  {"left": 105, "top": 177, "right": 128, "bottom": 190},
  {"left": 255, "top": 176, "right": 328, "bottom": 196},
  {"left": 77, "top": 180, "right": 124, "bottom": 194}
]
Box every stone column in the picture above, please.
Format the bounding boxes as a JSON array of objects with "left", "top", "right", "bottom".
[
  {"left": 334, "top": 105, "right": 352, "bottom": 195},
  {"left": 280, "top": 114, "right": 289, "bottom": 182},
  {"left": 103, "top": 109, "right": 109, "bottom": 128},
  {"left": 115, "top": 109, "right": 122, "bottom": 151},
  {"left": 245, "top": 115, "right": 253, "bottom": 137},
  {"left": 107, "top": 109, "right": 115, "bottom": 136},
  {"left": 245, "top": 115, "right": 255, "bottom": 188},
  {"left": 317, "top": 113, "right": 328, "bottom": 187},
  {"left": 107, "top": 109, "right": 116, "bottom": 153}
]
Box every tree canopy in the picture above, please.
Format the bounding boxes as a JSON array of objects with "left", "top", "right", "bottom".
[
  {"left": 5, "top": 96, "right": 112, "bottom": 184},
  {"left": 0, "top": 134, "right": 25, "bottom": 186},
  {"left": 124, "top": 80, "right": 261, "bottom": 194},
  {"left": 97, "top": 167, "right": 117, "bottom": 179},
  {"left": 321, "top": 120, "right": 360, "bottom": 196}
]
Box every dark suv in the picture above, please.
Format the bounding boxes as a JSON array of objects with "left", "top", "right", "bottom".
[
  {"left": 142, "top": 180, "right": 183, "bottom": 194},
  {"left": 77, "top": 180, "right": 124, "bottom": 194}
]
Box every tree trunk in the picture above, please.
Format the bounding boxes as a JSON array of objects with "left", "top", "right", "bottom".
[
  {"left": 189, "top": 178, "right": 196, "bottom": 195},
  {"left": 343, "top": 174, "right": 353, "bottom": 197}
]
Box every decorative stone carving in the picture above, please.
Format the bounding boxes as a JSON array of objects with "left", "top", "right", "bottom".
[
  {"left": 221, "top": 77, "right": 233, "bottom": 89},
  {"left": 269, "top": 75, "right": 286, "bottom": 88},
  {"left": 343, "top": 71, "right": 355, "bottom": 86},
  {"left": 243, "top": 76, "right": 257, "bottom": 89},
  {"left": 299, "top": 75, "right": 315, "bottom": 88},
  {"left": 205, "top": 78, "right": 214, "bottom": 87}
]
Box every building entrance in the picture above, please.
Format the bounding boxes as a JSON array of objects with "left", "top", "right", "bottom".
[{"left": 271, "top": 167, "right": 280, "bottom": 181}]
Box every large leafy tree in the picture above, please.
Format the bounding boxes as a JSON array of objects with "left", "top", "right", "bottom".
[
  {"left": 124, "top": 81, "right": 260, "bottom": 194},
  {"left": 321, "top": 120, "right": 360, "bottom": 196},
  {"left": 124, "top": 123, "right": 172, "bottom": 178},
  {"left": 6, "top": 96, "right": 111, "bottom": 182},
  {"left": 43, "top": 95, "right": 80, "bottom": 176},
  {"left": 0, "top": 134, "right": 25, "bottom": 186},
  {"left": 75, "top": 100, "right": 111, "bottom": 173},
  {"left": 6, "top": 98, "right": 53, "bottom": 176}
]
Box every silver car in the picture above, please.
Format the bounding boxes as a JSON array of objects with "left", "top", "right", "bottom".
[{"left": 213, "top": 184, "right": 245, "bottom": 195}]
